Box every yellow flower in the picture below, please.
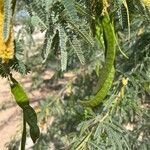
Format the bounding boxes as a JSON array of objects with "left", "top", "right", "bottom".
[
  {"left": 122, "top": 77, "right": 128, "bottom": 86},
  {"left": 0, "top": 0, "right": 14, "bottom": 63}
]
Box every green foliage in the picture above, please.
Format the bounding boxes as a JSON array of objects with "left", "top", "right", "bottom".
[
  {"left": 1, "top": 0, "right": 150, "bottom": 149},
  {"left": 16, "top": 0, "right": 94, "bottom": 71},
  {"left": 70, "top": 37, "right": 85, "bottom": 65},
  {"left": 61, "top": 0, "right": 78, "bottom": 22},
  {"left": 3, "top": 0, "right": 13, "bottom": 42},
  {"left": 58, "top": 25, "right": 68, "bottom": 71}
]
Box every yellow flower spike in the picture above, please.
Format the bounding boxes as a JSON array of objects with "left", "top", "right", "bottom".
[
  {"left": 45, "top": 107, "right": 49, "bottom": 117},
  {"left": 119, "top": 78, "right": 128, "bottom": 98},
  {"left": 102, "top": 0, "right": 109, "bottom": 15},
  {"left": 121, "top": 86, "right": 125, "bottom": 98},
  {"left": 0, "top": 0, "right": 14, "bottom": 63}
]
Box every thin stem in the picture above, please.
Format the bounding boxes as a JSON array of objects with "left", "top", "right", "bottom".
[{"left": 21, "top": 113, "right": 26, "bottom": 150}]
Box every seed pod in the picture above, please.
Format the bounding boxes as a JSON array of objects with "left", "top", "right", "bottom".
[
  {"left": 0, "top": 0, "right": 14, "bottom": 63},
  {"left": 10, "top": 77, "right": 40, "bottom": 143},
  {"left": 79, "top": 9, "right": 116, "bottom": 107},
  {"left": 10, "top": 77, "right": 29, "bottom": 108}
]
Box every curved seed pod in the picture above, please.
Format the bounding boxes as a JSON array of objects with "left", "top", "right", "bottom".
[
  {"left": 30, "top": 125, "right": 40, "bottom": 143},
  {"left": 23, "top": 105, "right": 40, "bottom": 143},
  {"left": 98, "top": 13, "right": 116, "bottom": 89},
  {"left": 10, "top": 77, "right": 40, "bottom": 143},
  {"left": 79, "top": 11, "right": 116, "bottom": 107},
  {"left": 10, "top": 78, "right": 29, "bottom": 108},
  {"left": 23, "top": 105, "right": 38, "bottom": 127},
  {"left": 79, "top": 67, "right": 115, "bottom": 107}
]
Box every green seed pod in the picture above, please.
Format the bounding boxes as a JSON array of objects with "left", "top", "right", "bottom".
[
  {"left": 30, "top": 125, "right": 40, "bottom": 143},
  {"left": 23, "top": 105, "right": 40, "bottom": 143},
  {"left": 79, "top": 11, "right": 116, "bottom": 107},
  {"left": 10, "top": 78, "right": 29, "bottom": 108},
  {"left": 79, "top": 67, "right": 115, "bottom": 107}
]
